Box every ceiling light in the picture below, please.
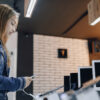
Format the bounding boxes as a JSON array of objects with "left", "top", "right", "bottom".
[
  {"left": 88, "top": 0, "right": 100, "bottom": 26},
  {"left": 91, "top": 17, "right": 100, "bottom": 26},
  {"left": 24, "top": 0, "right": 37, "bottom": 18}
]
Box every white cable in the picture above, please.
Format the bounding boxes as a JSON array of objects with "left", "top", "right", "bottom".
[
  {"left": 22, "top": 89, "right": 29, "bottom": 96},
  {"left": 22, "top": 89, "right": 37, "bottom": 100},
  {"left": 21, "top": 75, "right": 39, "bottom": 99}
]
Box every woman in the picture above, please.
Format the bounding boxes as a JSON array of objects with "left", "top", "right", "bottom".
[{"left": 0, "top": 4, "right": 32, "bottom": 100}]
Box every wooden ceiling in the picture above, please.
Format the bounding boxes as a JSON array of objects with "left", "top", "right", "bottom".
[
  {"left": 2, "top": 0, "right": 100, "bottom": 39},
  {"left": 15, "top": 0, "right": 92, "bottom": 39},
  {"left": 63, "top": 15, "right": 100, "bottom": 39}
]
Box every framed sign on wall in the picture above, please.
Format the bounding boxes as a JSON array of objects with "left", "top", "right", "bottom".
[{"left": 58, "top": 49, "right": 67, "bottom": 58}]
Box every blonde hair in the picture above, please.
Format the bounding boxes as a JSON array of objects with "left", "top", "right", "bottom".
[{"left": 0, "top": 4, "right": 19, "bottom": 67}]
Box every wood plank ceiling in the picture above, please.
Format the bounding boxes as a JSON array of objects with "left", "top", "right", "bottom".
[{"left": 2, "top": 0, "right": 100, "bottom": 39}]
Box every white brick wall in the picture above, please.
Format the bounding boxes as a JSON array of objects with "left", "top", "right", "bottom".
[{"left": 33, "top": 34, "right": 90, "bottom": 94}]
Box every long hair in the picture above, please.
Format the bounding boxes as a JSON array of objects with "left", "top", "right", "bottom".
[{"left": 0, "top": 4, "right": 19, "bottom": 67}]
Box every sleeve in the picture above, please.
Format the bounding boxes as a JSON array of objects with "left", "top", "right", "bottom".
[
  {"left": 0, "top": 52, "right": 5, "bottom": 75},
  {"left": 0, "top": 52, "right": 26, "bottom": 91},
  {"left": 0, "top": 76, "right": 26, "bottom": 91}
]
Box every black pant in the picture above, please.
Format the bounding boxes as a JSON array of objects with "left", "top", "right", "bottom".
[{"left": 0, "top": 93, "right": 8, "bottom": 100}]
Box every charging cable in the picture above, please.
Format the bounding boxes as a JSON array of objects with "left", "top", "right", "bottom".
[{"left": 22, "top": 89, "right": 40, "bottom": 100}]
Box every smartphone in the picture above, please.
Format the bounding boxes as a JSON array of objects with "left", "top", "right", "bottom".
[{"left": 31, "top": 75, "right": 37, "bottom": 79}]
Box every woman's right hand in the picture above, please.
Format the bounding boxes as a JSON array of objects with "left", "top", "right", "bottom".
[{"left": 24, "top": 77, "right": 33, "bottom": 88}]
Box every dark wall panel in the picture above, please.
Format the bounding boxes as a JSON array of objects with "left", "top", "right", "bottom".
[{"left": 17, "top": 33, "right": 33, "bottom": 100}]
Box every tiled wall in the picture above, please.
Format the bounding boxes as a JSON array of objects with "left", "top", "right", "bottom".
[{"left": 33, "top": 34, "right": 90, "bottom": 94}]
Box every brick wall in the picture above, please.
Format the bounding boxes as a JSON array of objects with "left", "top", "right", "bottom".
[{"left": 33, "top": 34, "right": 90, "bottom": 94}]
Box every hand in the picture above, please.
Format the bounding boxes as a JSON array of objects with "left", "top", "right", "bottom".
[{"left": 24, "top": 77, "right": 33, "bottom": 88}]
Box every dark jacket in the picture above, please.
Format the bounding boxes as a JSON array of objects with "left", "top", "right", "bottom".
[{"left": 0, "top": 41, "right": 26, "bottom": 100}]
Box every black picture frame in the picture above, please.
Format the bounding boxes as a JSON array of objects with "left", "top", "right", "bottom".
[{"left": 58, "top": 49, "right": 67, "bottom": 58}]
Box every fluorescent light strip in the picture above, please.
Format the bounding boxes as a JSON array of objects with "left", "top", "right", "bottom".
[
  {"left": 26, "top": 0, "right": 37, "bottom": 18},
  {"left": 90, "top": 17, "right": 100, "bottom": 26}
]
